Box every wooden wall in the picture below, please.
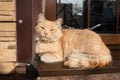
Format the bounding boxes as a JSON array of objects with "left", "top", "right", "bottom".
[{"left": 0, "top": 0, "right": 16, "bottom": 74}]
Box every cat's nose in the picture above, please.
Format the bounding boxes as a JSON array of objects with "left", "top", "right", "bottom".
[{"left": 44, "top": 32, "right": 48, "bottom": 35}]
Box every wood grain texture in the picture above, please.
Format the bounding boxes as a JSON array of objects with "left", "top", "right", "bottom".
[
  {"left": 0, "top": 49, "right": 16, "bottom": 62},
  {"left": 0, "top": 0, "right": 16, "bottom": 21},
  {"left": 0, "top": 42, "right": 16, "bottom": 49},
  {"left": 0, "top": 37, "right": 16, "bottom": 41},
  {"left": 16, "top": 0, "right": 33, "bottom": 62},
  {"left": 100, "top": 34, "right": 120, "bottom": 45},
  {"left": 0, "top": 11, "right": 16, "bottom": 21},
  {"left": 0, "top": 0, "right": 16, "bottom": 75},
  {"left": 0, "top": 62, "right": 16, "bottom": 74},
  {"left": 0, "top": 0, "right": 15, "bottom": 10},
  {"left": 0, "top": 32, "right": 15, "bottom": 37},
  {"left": 0, "top": 23, "right": 16, "bottom": 31},
  {"left": 45, "top": 0, "right": 56, "bottom": 20},
  {"left": 15, "top": 63, "right": 26, "bottom": 74}
]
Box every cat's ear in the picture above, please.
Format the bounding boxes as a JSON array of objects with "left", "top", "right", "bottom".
[
  {"left": 55, "top": 18, "right": 63, "bottom": 25},
  {"left": 37, "top": 13, "right": 46, "bottom": 23},
  {"left": 55, "top": 18, "right": 62, "bottom": 30}
]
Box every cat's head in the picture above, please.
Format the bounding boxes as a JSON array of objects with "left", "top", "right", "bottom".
[{"left": 35, "top": 13, "right": 63, "bottom": 42}]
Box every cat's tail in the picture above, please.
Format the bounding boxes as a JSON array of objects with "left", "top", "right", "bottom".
[{"left": 64, "top": 52, "right": 112, "bottom": 69}]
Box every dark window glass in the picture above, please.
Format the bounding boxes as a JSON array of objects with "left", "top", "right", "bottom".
[{"left": 90, "top": 0, "right": 116, "bottom": 33}]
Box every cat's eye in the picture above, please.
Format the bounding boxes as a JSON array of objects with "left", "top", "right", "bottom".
[
  {"left": 40, "top": 26, "right": 45, "bottom": 29},
  {"left": 50, "top": 29, "right": 54, "bottom": 31}
]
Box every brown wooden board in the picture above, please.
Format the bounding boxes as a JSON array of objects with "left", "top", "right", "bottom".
[
  {"left": 0, "top": 23, "right": 16, "bottom": 31},
  {"left": 0, "top": 0, "right": 16, "bottom": 21},
  {"left": 45, "top": 0, "right": 56, "bottom": 21},
  {"left": 100, "top": 34, "right": 120, "bottom": 45},
  {"left": 36, "top": 60, "right": 120, "bottom": 77},
  {"left": 16, "top": 0, "right": 33, "bottom": 62},
  {"left": 0, "top": 49, "right": 16, "bottom": 62},
  {"left": 0, "top": 62, "right": 16, "bottom": 74}
]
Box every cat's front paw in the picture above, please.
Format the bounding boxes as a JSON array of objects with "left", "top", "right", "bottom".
[
  {"left": 64, "top": 59, "right": 89, "bottom": 69},
  {"left": 64, "top": 60, "right": 80, "bottom": 68},
  {"left": 41, "top": 54, "right": 50, "bottom": 63},
  {"left": 41, "top": 53, "right": 63, "bottom": 63}
]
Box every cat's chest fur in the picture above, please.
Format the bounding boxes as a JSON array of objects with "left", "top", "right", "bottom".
[{"left": 36, "top": 40, "right": 62, "bottom": 53}]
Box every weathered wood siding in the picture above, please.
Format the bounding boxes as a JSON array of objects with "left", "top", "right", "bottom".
[
  {"left": 0, "top": 0, "right": 16, "bottom": 21},
  {"left": 0, "top": 0, "right": 16, "bottom": 74}
]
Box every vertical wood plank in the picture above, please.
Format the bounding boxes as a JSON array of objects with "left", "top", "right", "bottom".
[
  {"left": 115, "top": 0, "right": 120, "bottom": 33},
  {"left": 33, "top": 0, "right": 42, "bottom": 25},
  {"left": 87, "top": 0, "right": 91, "bottom": 28},
  {"left": 45, "top": 0, "right": 56, "bottom": 21},
  {"left": 16, "top": 0, "right": 33, "bottom": 62}
]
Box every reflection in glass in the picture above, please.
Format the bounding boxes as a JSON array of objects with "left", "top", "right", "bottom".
[
  {"left": 90, "top": 0, "right": 116, "bottom": 33},
  {"left": 57, "top": 0, "right": 84, "bottom": 28}
]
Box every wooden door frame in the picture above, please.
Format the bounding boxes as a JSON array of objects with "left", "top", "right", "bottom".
[
  {"left": 16, "top": 0, "right": 42, "bottom": 62},
  {"left": 16, "top": 0, "right": 33, "bottom": 62}
]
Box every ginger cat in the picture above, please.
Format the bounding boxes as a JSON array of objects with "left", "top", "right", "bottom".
[{"left": 35, "top": 14, "right": 112, "bottom": 69}]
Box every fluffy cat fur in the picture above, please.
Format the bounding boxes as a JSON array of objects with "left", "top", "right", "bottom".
[{"left": 35, "top": 14, "right": 112, "bottom": 69}]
